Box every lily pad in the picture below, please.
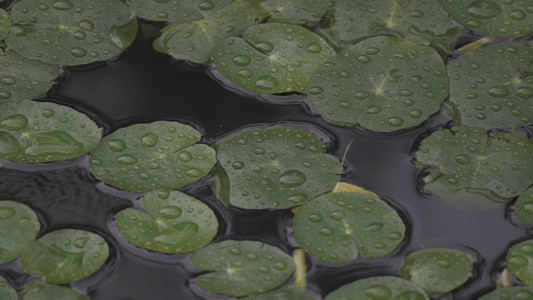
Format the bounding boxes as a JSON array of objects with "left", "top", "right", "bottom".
[
  {"left": 89, "top": 120, "right": 216, "bottom": 193},
  {"left": 6, "top": 0, "right": 138, "bottom": 65},
  {"left": 400, "top": 248, "right": 473, "bottom": 296},
  {"left": 18, "top": 280, "right": 88, "bottom": 300},
  {"left": 189, "top": 239, "right": 296, "bottom": 297},
  {"left": 0, "top": 201, "right": 40, "bottom": 264},
  {"left": 128, "top": 0, "right": 231, "bottom": 22},
  {"left": 415, "top": 126, "right": 533, "bottom": 209},
  {"left": 306, "top": 35, "right": 448, "bottom": 132},
  {"left": 20, "top": 229, "right": 109, "bottom": 284},
  {"left": 251, "top": 0, "right": 330, "bottom": 25},
  {"left": 0, "top": 100, "right": 101, "bottom": 163},
  {"left": 325, "top": 0, "right": 462, "bottom": 54},
  {"left": 444, "top": 41, "right": 533, "bottom": 129},
  {"left": 213, "top": 23, "right": 335, "bottom": 94},
  {"left": 439, "top": 0, "right": 533, "bottom": 36},
  {"left": 0, "top": 49, "right": 60, "bottom": 104},
  {"left": 153, "top": 0, "right": 259, "bottom": 64},
  {"left": 242, "top": 285, "right": 318, "bottom": 299},
  {"left": 506, "top": 240, "right": 533, "bottom": 286},
  {"left": 0, "top": 276, "right": 17, "bottom": 300},
  {"left": 116, "top": 190, "right": 218, "bottom": 254},
  {"left": 479, "top": 287, "right": 533, "bottom": 300},
  {"left": 515, "top": 186, "right": 533, "bottom": 225},
  {"left": 293, "top": 192, "right": 405, "bottom": 263},
  {"left": 324, "top": 276, "right": 429, "bottom": 300},
  {"left": 0, "top": 8, "right": 10, "bottom": 41},
  {"left": 211, "top": 126, "right": 342, "bottom": 209}
]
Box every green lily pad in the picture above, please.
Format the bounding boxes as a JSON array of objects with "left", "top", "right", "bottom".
[
  {"left": 189, "top": 239, "right": 296, "bottom": 297},
  {"left": 400, "top": 248, "right": 473, "bottom": 296},
  {"left": 479, "top": 287, "right": 533, "bottom": 300},
  {"left": 242, "top": 285, "right": 318, "bottom": 299},
  {"left": 18, "top": 280, "right": 88, "bottom": 300},
  {"left": 444, "top": 41, "right": 533, "bottom": 129},
  {"left": 293, "top": 192, "right": 405, "bottom": 263},
  {"left": 211, "top": 126, "right": 342, "bottom": 209},
  {"left": 506, "top": 240, "right": 533, "bottom": 286},
  {"left": 0, "top": 49, "right": 60, "bottom": 104},
  {"left": 325, "top": 0, "right": 462, "bottom": 54},
  {"left": 6, "top": 0, "right": 138, "bottom": 66},
  {"left": 89, "top": 120, "right": 216, "bottom": 193},
  {"left": 0, "top": 201, "right": 40, "bottom": 264},
  {"left": 251, "top": 0, "right": 330, "bottom": 25},
  {"left": 515, "top": 186, "right": 533, "bottom": 225},
  {"left": 439, "top": 0, "right": 533, "bottom": 36},
  {"left": 306, "top": 35, "right": 448, "bottom": 132},
  {"left": 128, "top": 0, "right": 231, "bottom": 22},
  {"left": 324, "top": 276, "right": 429, "bottom": 300},
  {"left": 213, "top": 23, "right": 335, "bottom": 94},
  {"left": 0, "top": 8, "right": 10, "bottom": 41},
  {"left": 0, "top": 100, "right": 101, "bottom": 163},
  {"left": 20, "top": 229, "right": 109, "bottom": 284},
  {"left": 153, "top": 0, "right": 259, "bottom": 64},
  {"left": 416, "top": 126, "right": 533, "bottom": 209},
  {"left": 116, "top": 190, "right": 218, "bottom": 254},
  {"left": 0, "top": 276, "right": 17, "bottom": 300}
]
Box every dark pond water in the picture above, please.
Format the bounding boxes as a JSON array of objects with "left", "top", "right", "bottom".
[{"left": 0, "top": 19, "right": 531, "bottom": 300}]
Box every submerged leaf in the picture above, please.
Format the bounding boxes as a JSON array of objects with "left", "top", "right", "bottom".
[
  {"left": 211, "top": 126, "right": 342, "bottom": 209},
  {"left": 506, "top": 240, "right": 533, "bottom": 286},
  {"left": 324, "top": 276, "right": 429, "bottom": 300},
  {"left": 0, "top": 275, "right": 17, "bottom": 300},
  {"left": 252, "top": 0, "right": 330, "bottom": 25},
  {"left": 479, "top": 286, "right": 533, "bottom": 300},
  {"left": 89, "top": 121, "right": 216, "bottom": 193},
  {"left": 293, "top": 192, "right": 405, "bottom": 263},
  {"left": 0, "top": 8, "right": 10, "bottom": 41},
  {"left": 0, "top": 201, "right": 40, "bottom": 264},
  {"left": 116, "top": 190, "right": 218, "bottom": 254},
  {"left": 18, "top": 280, "right": 88, "bottom": 300},
  {"left": 307, "top": 35, "right": 448, "bottom": 132},
  {"left": 189, "top": 240, "right": 295, "bottom": 297},
  {"left": 129, "top": 0, "right": 231, "bottom": 22}
]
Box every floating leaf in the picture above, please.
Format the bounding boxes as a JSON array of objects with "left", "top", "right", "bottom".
[
  {"left": 324, "top": 276, "right": 429, "bottom": 300},
  {"left": 444, "top": 41, "right": 533, "bottom": 129},
  {"left": 0, "top": 276, "right": 17, "bottom": 300},
  {"left": 251, "top": 0, "right": 330, "bottom": 25},
  {"left": 515, "top": 186, "right": 533, "bottom": 225},
  {"left": 415, "top": 126, "right": 533, "bottom": 209},
  {"left": 20, "top": 229, "right": 109, "bottom": 284},
  {"left": 439, "top": 0, "right": 533, "bottom": 36},
  {"left": 0, "top": 8, "right": 10, "bottom": 41},
  {"left": 128, "top": 0, "right": 231, "bottom": 22},
  {"left": 306, "top": 35, "right": 448, "bottom": 132},
  {"left": 18, "top": 280, "right": 88, "bottom": 300},
  {"left": 0, "top": 100, "right": 101, "bottom": 163},
  {"left": 6, "top": 0, "right": 138, "bottom": 65},
  {"left": 153, "top": 0, "right": 259, "bottom": 64},
  {"left": 293, "top": 192, "right": 405, "bottom": 263},
  {"left": 189, "top": 239, "right": 296, "bottom": 297},
  {"left": 400, "top": 248, "right": 473, "bottom": 296},
  {"left": 89, "top": 120, "right": 216, "bottom": 193},
  {"left": 479, "top": 286, "right": 533, "bottom": 300},
  {"left": 0, "top": 201, "right": 40, "bottom": 264},
  {"left": 324, "top": 0, "right": 462, "bottom": 54},
  {"left": 0, "top": 49, "right": 59, "bottom": 104},
  {"left": 116, "top": 190, "right": 218, "bottom": 254},
  {"left": 211, "top": 126, "right": 342, "bottom": 209},
  {"left": 331, "top": 182, "right": 379, "bottom": 199},
  {"left": 506, "top": 240, "right": 533, "bottom": 286},
  {"left": 213, "top": 23, "right": 335, "bottom": 94},
  {"left": 241, "top": 285, "right": 318, "bottom": 299}
]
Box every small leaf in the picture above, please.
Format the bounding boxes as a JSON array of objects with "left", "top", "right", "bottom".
[
  {"left": 89, "top": 120, "right": 216, "bottom": 193},
  {"left": 0, "top": 200, "right": 40, "bottom": 264},
  {"left": 515, "top": 186, "right": 533, "bottom": 225},
  {"left": 293, "top": 192, "right": 405, "bottom": 263},
  {"left": 252, "top": 0, "right": 330, "bottom": 25},
  {"left": 129, "top": 0, "right": 231, "bottom": 22},
  {"left": 116, "top": 190, "right": 218, "bottom": 254},
  {"left": 0, "top": 100, "right": 101, "bottom": 163},
  {"left": 331, "top": 182, "right": 379, "bottom": 199},
  {"left": 0, "top": 8, "right": 10, "bottom": 41},
  {"left": 18, "top": 280, "right": 88, "bottom": 300},
  {"left": 400, "top": 248, "right": 473, "bottom": 296},
  {"left": 478, "top": 286, "right": 533, "bottom": 300},
  {"left": 189, "top": 239, "right": 296, "bottom": 297},
  {"left": 506, "top": 240, "right": 533, "bottom": 286},
  {"left": 241, "top": 285, "right": 318, "bottom": 299},
  {"left": 211, "top": 126, "right": 342, "bottom": 209},
  {"left": 0, "top": 276, "right": 17, "bottom": 300},
  {"left": 324, "top": 276, "right": 429, "bottom": 300},
  {"left": 20, "top": 229, "right": 109, "bottom": 284}
]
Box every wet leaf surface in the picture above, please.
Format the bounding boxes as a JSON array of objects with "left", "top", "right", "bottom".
[
  {"left": 514, "top": 186, "right": 533, "bottom": 225},
  {"left": 18, "top": 280, "right": 88, "bottom": 300},
  {"left": 241, "top": 285, "right": 318, "bottom": 299},
  {"left": 189, "top": 239, "right": 295, "bottom": 297},
  {"left": 293, "top": 192, "right": 405, "bottom": 263},
  {"left": 324, "top": 276, "right": 429, "bottom": 300},
  {"left": 506, "top": 240, "right": 533, "bottom": 286},
  {"left": 116, "top": 190, "right": 218, "bottom": 254},
  {"left": 20, "top": 229, "right": 109, "bottom": 284},
  {"left": 211, "top": 126, "right": 342, "bottom": 209},
  {"left": 0, "top": 201, "right": 40, "bottom": 264},
  {"left": 400, "top": 248, "right": 473, "bottom": 296},
  {"left": 213, "top": 23, "right": 335, "bottom": 94},
  {"left": 251, "top": 0, "right": 330, "bottom": 25},
  {"left": 0, "top": 275, "right": 17, "bottom": 300},
  {"left": 479, "top": 286, "right": 533, "bottom": 300},
  {"left": 0, "top": 100, "right": 101, "bottom": 163},
  {"left": 129, "top": 0, "right": 231, "bottom": 22},
  {"left": 0, "top": 8, "right": 10, "bottom": 41},
  {"left": 306, "top": 35, "right": 448, "bottom": 132},
  {"left": 6, "top": 0, "right": 138, "bottom": 65},
  {"left": 89, "top": 120, "right": 216, "bottom": 193}
]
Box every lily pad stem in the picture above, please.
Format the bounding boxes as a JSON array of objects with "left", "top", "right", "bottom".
[{"left": 293, "top": 248, "right": 307, "bottom": 289}]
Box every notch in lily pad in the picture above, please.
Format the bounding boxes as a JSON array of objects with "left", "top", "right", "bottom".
[
  {"left": 18, "top": 280, "right": 88, "bottom": 300},
  {"left": 89, "top": 120, "right": 216, "bottom": 193},
  {"left": 0, "top": 201, "right": 40, "bottom": 264},
  {"left": 211, "top": 126, "right": 342, "bottom": 209},
  {"left": 115, "top": 190, "right": 218, "bottom": 254},
  {"left": 324, "top": 276, "right": 429, "bottom": 300},
  {"left": 189, "top": 239, "right": 296, "bottom": 297},
  {"left": 506, "top": 240, "right": 533, "bottom": 286}
]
